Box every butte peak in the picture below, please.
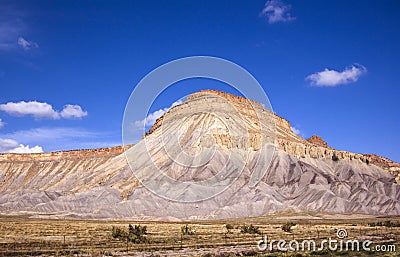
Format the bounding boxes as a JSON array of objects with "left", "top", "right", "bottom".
[{"left": 307, "top": 135, "right": 329, "bottom": 148}]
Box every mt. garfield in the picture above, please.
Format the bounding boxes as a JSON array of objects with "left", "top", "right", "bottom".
[{"left": 0, "top": 90, "right": 399, "bottom": 220}]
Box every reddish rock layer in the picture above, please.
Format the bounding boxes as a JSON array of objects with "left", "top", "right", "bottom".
[{"left": 307, "top": 135, "right": 329, "bottom": 148}]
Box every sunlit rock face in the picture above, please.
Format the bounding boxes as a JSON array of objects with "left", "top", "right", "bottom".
[{"left": 0, "top": 90, "right": 399, "bottom": 220}]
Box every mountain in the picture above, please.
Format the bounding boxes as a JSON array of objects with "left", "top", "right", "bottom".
[{"left": 0, "top": 90, "right": 399, "bottom": 220}]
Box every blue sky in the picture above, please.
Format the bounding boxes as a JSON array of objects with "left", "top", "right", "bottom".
[{"left": 0, "top": 0, "right": 399, "bottom": 162}]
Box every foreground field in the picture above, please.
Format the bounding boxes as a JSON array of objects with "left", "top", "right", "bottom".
[{"left": 0, "top": 214, "right": 399, "bottom": 257}]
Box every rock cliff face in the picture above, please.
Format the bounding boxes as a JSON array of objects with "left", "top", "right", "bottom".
[
  {"left": 0, "top": 90, "right": 399, "bottom": 219},
  {"left": 0, "top": 146, "right": 138, "bottom": 202},
  {"left": 307, "top": 135, "right": 328, "bottom": 148},
  {"left": 363, "top": 154, "right": 400, "bottom": 184}
]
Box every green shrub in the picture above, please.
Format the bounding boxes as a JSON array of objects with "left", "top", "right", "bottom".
[
  {"left": 111, "top": 226, "right": 126, "bottom": 239},
  {"left": 368, "top": 220, "right": 400, "bottom": 227},
  {"left": 128, "top": 224, "right": 148, "bottom": 243},
  {"left": 240, "top": 224, "right": 261, "bottom": 234},
  {"left": 282, "top": 222, "right": 296, "bottom": 233},
  {"left": 225, "top": 223, "right": 234, "bottom": 230},
  {"left": 225, "top": 223, "right": 234, "bottom": 233},
  {"left": 181, "top": 224, "right": 195, "bottom": 235},
  {"left": 111, "top": 224, "right": 148, "bottom": 243}
]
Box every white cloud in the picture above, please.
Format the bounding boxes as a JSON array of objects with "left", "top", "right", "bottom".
[
  {"left": 60, "top": 104, "right": 88, "bottom": 119},
  {"left": 0, "top": 127, "right": 119, "bottom": 152},
  {"left": 9, "top": 144, "right": 43, "bottom": 153},
  {"left": 306, "top": 64, "right": 367, "bottom": 87},
  {"left": 0, "top": 101, "right": 59, "bottom": 119},
  {"left": 291, "top": 126, "right": 301, "bottom": 135},
  {"left": 0, "top": 101, "right": 88, "bottom": 120},
  {"left": 17, "top": 36, "right": 38, "bottom": 50},
  {"left": 0, "top": 138, "right": 43, "bottom": 153},
  {"left": 135, "top": 109, "right": 167, "bottom": 128},
  {"left": 0, "top": 118, "right": 4, "bottom": 129},
  {"left": 134, "top": 99, "right": 184, "bottom": 128},
  {"left": 260, "top": 0, "right": 295, "bottom": 24}
]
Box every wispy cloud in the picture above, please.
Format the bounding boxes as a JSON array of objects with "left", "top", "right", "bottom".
[
  {"left": 0, "top": 101, "right": 88, "bottom": 120},
  {"left": 0, "top": 138, "right": 18, "bottom": 152},
  {"left": 0, "top": 138, "right": 43, "bottom": 153},
  {"left": 306, "top": 64, "right": 367, "bottom": 87},
  {"left": 0, "top": 4, "right": 38, "bottom": 52},
  {"left": 0, "top": 118, "right": 4, "bottom": 129},
  {"left": 260, "top": 0, "right": 295, "bottom": 24},
  {"left": 291, "top": 126, "right": 301, "bottom": 135},
  {"left": 0, "top": 127, "right": 120, "bottom": 152},
  {"left": 291, "top": 125, "right": 306, "bottom": 138},
  {"left": 17, "top": 36, "right": 38, "bottom": 50},
  {"left": 0, "top": 19, "right": 24, "bottom": 51},
  {"left": 3, "top": 127, "right": 99, "bottom": 143},
  {"left": 134, "top": 99, "right": 184, "bottom": 128}
]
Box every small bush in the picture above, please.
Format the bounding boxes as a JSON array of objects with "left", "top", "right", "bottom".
[
  {"left": 129, "top": 224, "right": 147, "bottom": 236},
  {"left": 225, "top": 223, "right": 234, "bottom": 230},
  {"left": 128, "top": 224, "right": 148, "bottom": 243},
  {"left": 282, "top": 222, "right": 296, "bottom": 233},
  {"left": 111, "top": 224, "right": 148, "bottom": 243},
  {"left": 240, "top": 224, "right": 261, "bottom": 234},
  {"left": 368, "top": 220, "right": 400, "bottom": 227},
  {"left": 225, "top": 224, "right": 234, "bottom": 233},
  {"left": 111, "top": 226, "right": 126, "bottom": 239},
  {"left": 332, "top": 154, "right": 339, "bottom": 162},
  {"left": 181, "top": 224, "right": 195, "bottom": 235}
]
